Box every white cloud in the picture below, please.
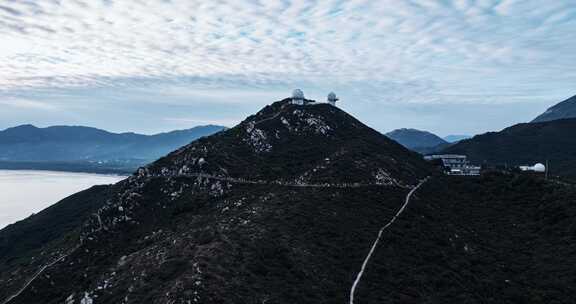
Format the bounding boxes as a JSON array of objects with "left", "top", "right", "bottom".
[
  {"left": 0, "top": 97, "right": 59, "bottom": 110},
  {"left": 0, "top": 0, "right": 574, "bottom": 105}
]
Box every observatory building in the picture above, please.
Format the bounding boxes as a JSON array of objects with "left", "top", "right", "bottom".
[
  {"left": 288, "top": 89, "right": 338, "bottom": 106},
  {"left": 519, "top": 163, "right": 546, "bottom": 173},
  {"left": 291, "top": 89, "right": 305, "bottom": 105},
  {"left": 327, "top": 92, "right": 338, "bottom": 106},
  {"left": 424, "top": 154, "right": 481, "bottom": 176}
]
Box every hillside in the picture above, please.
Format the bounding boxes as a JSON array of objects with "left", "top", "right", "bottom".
[
  {"left": 532, "top": 94, "right": 576, "bottom": 123},
  {"left": 385, "top": 128, "right": 448, "bottom": 154},
  {"left": 0, "top": 124, "right": 225, "bottom": 173},
  {"left": 2, "top": 99, "right": 576, "bottom": 303},
  {"left": 442, "top": 118, "right": 576, "bottom": 177}
]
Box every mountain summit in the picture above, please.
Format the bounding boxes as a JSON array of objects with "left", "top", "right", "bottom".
[
  {"left": 532, "top": 94, "right": 576, "bottom": 123},
  {"left": 148, "top": 99, "right": 431, "bottom": 186}
]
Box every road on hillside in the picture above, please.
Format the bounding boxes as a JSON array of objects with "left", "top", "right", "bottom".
[
  {"left": 1, "top": 247, "right": 77, "bottom": 304},
  {"left": 349, "top": 177, "right": 430, "bottom": 304}
]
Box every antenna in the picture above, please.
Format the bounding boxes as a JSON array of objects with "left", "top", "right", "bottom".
[{"left": 545, "top": 159, "right": 549, "bottom": 180}]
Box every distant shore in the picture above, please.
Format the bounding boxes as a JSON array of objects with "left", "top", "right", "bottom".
[{"left": 0, "top": 161, "right": 139, "bottom": 175}]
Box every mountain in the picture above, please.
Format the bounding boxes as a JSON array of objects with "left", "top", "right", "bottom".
[
  {"left": 0, "top": 124, "right": 226, "bottom": 173},
  {"left": 532, "top": 94, "right": 576, "bottom": 123},
  {"left": 441, "top": 118, "right": 576, "bottom": 178},
  {"left": 443, "top": 134, "right": 471, "bottom": 143},
  {"left": 2, "top": 99, "right": 576, "bottom": 303},
  {"left": 0, "top": 99, "right": 432, "bottom": 303},
  {"left": 385, "top": 128, "right": 449, "bottom": 154}
]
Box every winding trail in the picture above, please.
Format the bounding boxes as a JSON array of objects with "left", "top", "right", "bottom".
[
  {"left": 155, "top": 172, "right": 408, "bottom": 189},
  {"left": 349, "top": 177, "right": 430, "bottom": 304},
  {"left": 1, "top": 253, "right": 70, "bottom": 304}
]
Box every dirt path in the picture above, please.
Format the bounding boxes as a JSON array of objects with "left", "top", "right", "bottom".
[
  {"left": 349, "top": 177, "right": 430, "bottom": 304},
  {"left": 2, "top": 246, "right": 78, "bottom": 304},
  {"left": 156, "top": 172, "right": 409, "bottom": 189}
]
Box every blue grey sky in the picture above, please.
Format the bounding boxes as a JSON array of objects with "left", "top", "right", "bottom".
[{"left": 0, "top": 0, "right": 574, "bottom": 136}]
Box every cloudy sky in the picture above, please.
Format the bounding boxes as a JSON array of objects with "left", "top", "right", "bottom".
[{"left": 0, "top": 0, "right": 574, "bottom": 136}]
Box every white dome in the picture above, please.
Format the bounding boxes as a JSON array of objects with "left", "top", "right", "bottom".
[
  {"left": 292, "top": 89, "right": 304, "bottom": 99},
  {"left": 327, "top": 92, "right": 337, "bottom": 101},
  {"left": 533, "top": 163, "right": 546, "bottom": 172}
]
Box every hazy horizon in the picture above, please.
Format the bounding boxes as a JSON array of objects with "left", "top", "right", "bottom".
[{"left": 0, "top": 96, "right": 566, "bottom": 137}]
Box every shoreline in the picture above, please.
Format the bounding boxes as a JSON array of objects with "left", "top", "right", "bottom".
[{"left": 0, "top": 161, "right": 138, "bottom": 176}]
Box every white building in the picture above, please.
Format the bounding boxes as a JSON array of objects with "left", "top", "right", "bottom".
[
  {"left": 327, "top": 92, "right": 338, "bottom": 106},
  {"left": 424, "top": 154, "right": 481, "bottom": 176},
  {"left": 519, "top": 163, "right": 546, "bottom": 173},
  {"left": 291, "top": 89, "right": 305, "bottom": 105}
]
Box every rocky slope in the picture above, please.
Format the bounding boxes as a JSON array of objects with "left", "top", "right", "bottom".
[{"left": 532, "top": 94, "right": 576, "bottom": 123}]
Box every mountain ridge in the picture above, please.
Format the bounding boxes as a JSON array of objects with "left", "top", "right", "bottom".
[
  {"left": 441, "top": 118, "right": 576, "bottom": 177},
  {"left": 0, "top": 124, "right": 226, "bottom": 173},
  {"left": 385, "top": 128, "right": 449, "bottom": 154},
  {"left": 532, "top": 94, "right": 576, "bottom": 123}
]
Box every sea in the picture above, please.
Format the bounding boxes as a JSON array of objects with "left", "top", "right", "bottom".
[{"left": 0, "top": 170, "right": 126, "bottom": 229}]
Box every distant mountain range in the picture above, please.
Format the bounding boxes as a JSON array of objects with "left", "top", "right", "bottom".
[
  {"left": 443, "top": 134, "right": 471, "bottom": 143},
  {"left": 385, "top": 128, "right": 471, "bottom": 154},
  {"left": 532, "top": 94, "right": 576, "bottom": 123},
  {"left": 441, "top": 118, "right": 576, "bottom": 178},
  {"left": 385, "top": 128, "right": 448, "bottom": 153},
  {"left": 0, "top": 124, "right": 226, "bottom": 173}
]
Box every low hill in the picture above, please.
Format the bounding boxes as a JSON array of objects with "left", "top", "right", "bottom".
[
  {"left": 442, "top": 118, "right": 576, "bottom": 177},
  {"left": 532, "top": 94, "right": 576, "bottom": 123},
  {"left": 0, "top": 124, "right": 225, "bottom": 173},
  {"left": 385, "top": 128, "right": 448, "bottom": 153}
]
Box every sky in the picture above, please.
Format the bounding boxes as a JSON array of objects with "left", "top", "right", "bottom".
[{"left": 0, "top": 0, "right": 575, "bottom": 137}]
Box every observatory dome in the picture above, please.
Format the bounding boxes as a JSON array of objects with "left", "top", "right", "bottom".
[
  {"left": 533, "top": 163, "right": 546, "bottom": 172},
  {"left": 328, "top": 92, "right": 337, "bottom": 100},
  {"left": 292, "top": 89, "right": 304, "bottom": 99}
]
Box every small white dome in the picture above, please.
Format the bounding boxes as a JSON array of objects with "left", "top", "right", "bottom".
[
  {"left": 292, "top": 89, "right": 304, "bottom": 99},
  {"left": 533, "top": 163, "right": 546, "bottom": 172},
  {"left": 327, "top": 92, "right": 337, "bottom": 101}
]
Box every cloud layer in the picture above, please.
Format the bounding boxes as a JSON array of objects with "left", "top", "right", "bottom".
[
  {"left": 1, "top": 0, "right": 574, "bottom": 101},
  {"left": 0, "top": 0, "right": 575, "bottom": 136}
]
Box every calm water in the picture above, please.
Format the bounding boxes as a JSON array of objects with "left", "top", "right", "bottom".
[{"left": 0, "top": 170, "right": 126, "bottom": 229}]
